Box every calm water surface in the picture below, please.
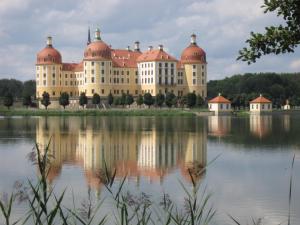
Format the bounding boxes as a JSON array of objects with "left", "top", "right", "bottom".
[{"left": 0, "top": 115, "right": 299, "bottom": 225}]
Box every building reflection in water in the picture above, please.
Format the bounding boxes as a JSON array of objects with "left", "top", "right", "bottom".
[
  {"left": 283, "top": 114, "right": 291, "bottom": 132},
  {"left": 249, "top": 115, "right": 272, "bottom": 138},
  {"left": 208, "top": 116, "right": 231, "bottom": 137},
  {"left": 36, "top": 117, "right": 207, "bottom": 190}
]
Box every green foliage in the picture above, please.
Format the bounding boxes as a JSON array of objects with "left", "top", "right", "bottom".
[
  {"left": 41, "top": 92, "right": 51, "bottom": 110},
  {"left": 165, "top": 92, "right": 176, "bottom": 108},
  {"left": 155, "top": 93, "right": 165, "bottom": 107},
  {"left": 92, "top": 93, "right": 101, "bottom": 107},
  {"left": 143, "top": 93, "right": 154, "bottom": 108},
  {"left": 238, "top": 0, "right": 300, "bottom": 64},
  {"left": 208, "top": 73, "right": 300, "bottom": 108},
  {"left": 59, "top": 92, "right": 69, "bottom": 109},
  {"left": 136, "top": 94, "right": 144, "bottom": 106},
  {"left": 113, "top": 97, "right": 121, "bottom": 106},
  {"left": 79, "top": 92, "right": 88, "bottom": 108},
  {"left": 22, "top": 80, "right": 36, "bottom": 100},
  {"left": 23, "top": 95, "right": 32, "bottom": 108},
  {"left": 107, "top": 93, "right": 113, "bottom": 106},
  {"left": 0, "top": 79, "right": 24, "bottom": 99},
  {"left": 120, "top": 93, "right": 126, "bottom": 107},
  {"left": 125, "top": 94, "right": 134, "bottom": 107},
  {"left": 196, "top": 95, "right": 205, "bottom": 107},
  {"left": 3, "top": 93, "right": 14, "bottom": 109},
  {"left": 186, "top": 93, "right": 197, "bottom": 108}
]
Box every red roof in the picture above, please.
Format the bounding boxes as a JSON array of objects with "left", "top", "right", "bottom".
[
  {"left": 62, "top": 63, "right": 77, "bottom": 71},
  {"left": 137, "top": 49, "right": 177, "bottom": 62},
  {"left": 181, "top": 43, "right": 206, "bottom": 64},
  {"left": 111, "top": 49, "right": 142, "bottom": 68},
  {"left": 37, "top": 46, "right": 62, "bottom": 65},
  {"left": 250, "top": 95, "right": 272, "bottom": 104},
  {"left": 208, "top": 95, "right": 231, "bottom": 104}
]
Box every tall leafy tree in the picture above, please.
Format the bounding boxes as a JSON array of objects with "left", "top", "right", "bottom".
[
  {"left": 120, "top": 93, "right": 126, "bottom": 107},
  {"left": 3, "top": 92, "right": 14, "bottom": 109},
  {"left": 22, "top": 80, "right": 36, "bottom": 99},
  {"left": 107, "top": 93, "right": 114, "bottom": 106},
  {"left": 165, "top": 92, "right": 176, "bottom": 108},
  {"left": 238, "top": 0, "right": 300, "bottom": 64},
  {"left": 59, "top": 92, "right": 70, "bottom": 109},
  {"left": 196, "top": 95, "right": 205, "bottom": 107},
  {"left": 79, "top": 92, "right": 88, "bottom": 108},
  {"left": 125, "top": 94, "right": 134, "bottom": 107},
  {"left": 41, "top": 91, "right": 51, "bottom": 110},
  {"left": 186, "top": 93, "right": 196, "bottom": 108},
  {"left": 155, "top": 93, "right": 165, "bottom": 108},
  {"left": 143, "top": 93, "right": 154, "bottom": 108},
  {"left": 92, "top": 93, "right": 101, "bottom": 108},
  {"left": 136, "top": 94, "right": 144, "bottom": 107},
  {"left": 23, "top": 95, "right": 32, "bottom": 108}
]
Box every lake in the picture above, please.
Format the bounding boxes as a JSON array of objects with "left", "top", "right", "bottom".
[{"left": 0, "top": 115, "right": 299, "bottom": 225}]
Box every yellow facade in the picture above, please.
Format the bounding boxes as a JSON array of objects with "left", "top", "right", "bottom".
[{"left": 36, "top": 30, "right": 207, "bottom": 108}]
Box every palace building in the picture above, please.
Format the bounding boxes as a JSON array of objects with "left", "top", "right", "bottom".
[{"left": 36, "top": 28, "right": 207, "bottom": 108}]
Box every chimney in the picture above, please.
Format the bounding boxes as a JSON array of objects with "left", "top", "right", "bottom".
[
  {"left": 134, "top": 41, "right": 140, "bottom": 51},
  {"left": 46, "top": 36, "right": 53, "bottom": 47},
  {"left": 158, "top": 44, "right": 163, "bottom": 51},
  {"left": 191, "top": 34, "right": 197, "bottom": 45},
  {"left": 148, "top": 46, "right": 153, "bottom": 51}
]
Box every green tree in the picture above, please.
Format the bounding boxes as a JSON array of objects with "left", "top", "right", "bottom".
[
  {"left": 79, "top": 92, "right": 88, "bottom": 108},
  {"left": 114, "top": 97, "right": 121, "bottom": 106},
  {"left": 186, "top": 93, "right": 196, "bottom": 108},
  {"left": 22, "top": 80, "right": 36, "bottom": 100},
  {"left": 3, "top": 92, "right": 13, "bottom": 109},
  {"left": 238, "top": 0, "right": 300, "bottom": 64},
  {"left": 120, "top": 93, "right": 126, "bottom": 107},
  {"left": 41, "top": 91, "right": 51, "bottom": 110},
  {"left": 125, "top": 94, "right": 134, "bottom": 107},
  {"left": 143, "top": 93, "right": 154, "bottom": 108},
  {"left": 165, "top": 92, "right": 176, "bottom": 108},
  {"left": 59, "top": 92, "right": 70, "bottom": 109},
  {"left": 155, "top": 93, "right": 165, "bottom": 108},
  {"left": 178, "top": 96, "right": 187, "bottom": 108},
  {"left": 107, "top": 93, "right": 114, "bottom": 106},
  {"left": 136, "top": 94, "right": 144, "bottom": 107},
  {"left": 23, "top": 95, "right": 32, "bottom": 108},
  {"left": 196, "top": 95, "right": 205, "bottom": 107},
  {"left": 92, "top": 93, "right": 101, "bottom": 108}
]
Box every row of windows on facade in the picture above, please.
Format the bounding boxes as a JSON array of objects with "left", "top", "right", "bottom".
[
  {"left": 251, "top": 104, "right": 271, "bottom": 109},
  {"left": 37, "top": 76, "right": 205, "bottom": 86},
  {"left": 209, "top": 103, "right": 230, "bottom": 110}
]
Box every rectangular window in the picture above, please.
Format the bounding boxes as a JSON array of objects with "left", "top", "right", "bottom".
[
  {"left": 121, "top": 71, "right": 124, "bottom": 75},
  {"left": 127, "top": 71, "right": 129, "bottom": 76},
  {"left": 159, "top": 77, "right": 162, "bottom": 84},
  {"left": 52, "top": 91, "right": 55, "bottom": 96},
  {"left": 52, "top": 73, "right": 55, "bottom": 78},
  {"left": 91, "top": 62, "right": 94, "bottom": 66},
  {"left": 65, "top": 74, "right": 68, "bottom": 78},
  {"left": 52, "top": 80, "right": 55, "bottom": 85},
  {"left": 193, "top": 79, "right": 196, "bottom": 85},
  {"left": 127, "top": 78, "right": 129, "bottom": 83},
  {"left": 159, "top": 63, "right": 162, "bottom": 67},
  {"left": 43, "top": 80, "right": 46, "bottom": 85},
  {"left": 135, "top": 78, "right": 138, "bottom": 84},
  {"left": 101, "top": 70, "right": 104, "bottom": 75},
  {"left": 165, "top": 77, "right": 168, "bottom": 85},
  {"left": 165, "top": 63, "right": 168, "bottom": 67},
  {"left": 193, "top": 65, "right": 196, "bottom": 69},
  {"left": 159, "top": 69, "right": 162, "bottom": 75},
  {"left": 165, "top": 69, "right": 168, "bottom": 75},
  {"left": 101, "top": 77, "right": 105, "bottom": 83},
  {"left": 91, "top": 77, "right": 95, "bottom": 83},
  {"left": 101, "top": 89, "right": 104, "bottom": 94},
  {"left": 193, "top": 72, "right": 196, "bottom": 76},
  {"left": 91, "top": 69, "right": 94, "bottom": 74},
  {"left": 135, "top": 90, "right": 138, "bottom": 95},
  {"left": 171, "top": 77, "right": 174, "bottom": 85},
  {"left": 171, "top": 69, "right": 174, "bottom": 75},
  {"left": 101, "top": 62, "right": 105, "bottom": 66}
]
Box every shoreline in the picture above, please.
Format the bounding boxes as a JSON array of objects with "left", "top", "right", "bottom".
[{"left": 0, "top": 108, "right": 298, "bottom": 117}]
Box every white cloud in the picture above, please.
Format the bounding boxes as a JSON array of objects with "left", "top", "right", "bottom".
[{"left": 290, "top": 59, "right": 300, "bottom": 70}]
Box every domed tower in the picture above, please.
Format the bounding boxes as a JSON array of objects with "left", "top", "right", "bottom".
[
  {"left": 180, "top": 34, "right": 207, "bottom": 98},
  {"left": 81, "top": 28, "right": 112, "bottom": 97},
  {"left": 36, "top": 36, "right": 62, "bottom": 100}
]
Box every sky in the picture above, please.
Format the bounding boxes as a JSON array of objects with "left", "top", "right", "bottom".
[{"left": 0, "top": 0, "right": 299, "bottom": 81}]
